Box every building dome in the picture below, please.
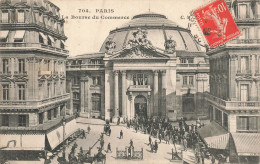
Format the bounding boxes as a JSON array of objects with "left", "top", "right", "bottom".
[{"left": 100, "top": 12, "right": 201, "bottom": 52}]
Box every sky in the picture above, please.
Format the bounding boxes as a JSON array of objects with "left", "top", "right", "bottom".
[{"left": 52, "top": 0, "right": 209, "bottom": 56}]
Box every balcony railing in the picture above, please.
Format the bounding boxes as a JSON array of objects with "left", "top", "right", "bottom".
[
  {"left": 0, "top": 42, "right": 69, "bottom": 54},
  {"left": 177, "top": 63, "right": 209, "bottom": 67},
  {"left": 205, "top": 92, "right": 260, "bottom": 110},
  {"left": 66, "top": 64, "right": 104, "bottom": 70},
  {"left": 128, "top": 85, "right": 151, "bottom": 92},
  {"left": 0, "top": 93, "right": 70, "bottom": 108}
]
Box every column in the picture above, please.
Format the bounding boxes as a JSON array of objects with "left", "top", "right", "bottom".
[
  {"left": 121, "top": 70, "right": 126, "bottom": 117},
  {"left": 153, "top": 70, "right": 159, "bottom": 116},
  {"left": 161, "top": 70, "right": 166, "bottom": 116},
  {"left": 114, "top": 70, "right": 119, "bottom": 117},
  {"left": 251, "top": 54, "right": 255, "bottom": 74},
  {"left": 80, "top": 78, "right": 85, "bottom": 113},
  {"left": 57, "top": 106, "right": 61, "bottom": 117},
  {"left": 84, "top": 78, "right": 88, "bottom": 115},
  {"left": 251, "top": 81, "right": 257, "bottom": 101},
  {"left": 68, "top": 79, "right": 73, "bottom": 115}
]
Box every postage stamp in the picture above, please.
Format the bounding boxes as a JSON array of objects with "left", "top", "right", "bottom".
[{"left": 193, "top": 0, "right": 240, "bottom": 48}]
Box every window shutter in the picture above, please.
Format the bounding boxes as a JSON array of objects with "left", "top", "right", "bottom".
[
  {"left": 26, "top": 115, "right": 29, "bottom": 127},
  {"left": 0, "top": 10, "right": 2, "bottom": 23}
]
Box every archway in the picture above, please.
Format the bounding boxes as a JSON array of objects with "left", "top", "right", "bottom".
[{"left": 134, "top": 95, "right": 147, "bottom": 117}]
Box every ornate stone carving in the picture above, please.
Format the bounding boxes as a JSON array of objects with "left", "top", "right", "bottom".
[
  {"left": 127, "top": 28, "right": 153, "bottom": 48},
  {"left": 105, "top": 38, "right": 116, "bottom": 54},
  {"left": 113, "top": 70, "right": 119, "bottom": 76},
  {"left": 125, "top": 48, "right": 153, "bottom": 58},
  {"left": 164, "top": 36, "right": 176, "bottom": 54}
]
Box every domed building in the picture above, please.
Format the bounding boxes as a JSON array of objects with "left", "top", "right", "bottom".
[{"left": 66, "top": 12, "right": 210, "bottom": 121}]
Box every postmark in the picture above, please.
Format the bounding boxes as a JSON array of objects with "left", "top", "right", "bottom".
[{"left": 193, "top": 0, "right": 240, "bottom": 48}]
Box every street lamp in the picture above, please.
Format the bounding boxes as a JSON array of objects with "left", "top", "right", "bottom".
[{"left": 62, "top": 116, "right": 66, "bottom": 159}]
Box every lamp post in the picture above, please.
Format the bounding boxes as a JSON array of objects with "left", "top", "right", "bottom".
[{"left": 62, "top": 116, "right": 66, "bottom": 159}]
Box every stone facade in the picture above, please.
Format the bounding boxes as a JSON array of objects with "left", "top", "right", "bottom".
[
  {"left": 0, "top": 0, "right": 71, "bottom": 129},
  {"left": 66, "top": 12, "right": 210, "bottom": 121}
]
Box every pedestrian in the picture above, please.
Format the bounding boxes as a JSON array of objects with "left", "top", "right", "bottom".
[
  {"left": 100, "top": 139, "right": 104, "bottom": 150},
  {"left": 87, "top": 125, "right": 91, "bottom": 134},
  {"left": 183, "top": 137, "right": 187, "bottom": 151},
  {"left": 154, "top": 140, "right": 158, "bottom": 153},
  {"left": 149, "top": 136, "right": 152, "bottom": 145},
  {"left": 201, "top": 151, "right": 205, "bottom": 164},
  {"left": 130, "top": 139, "right": 133, "bottom": 148},
  {"left": 108, "top": 128, "right": 111, "bottom": 136},
  {"left": 82, "top": 129, "right": 86, "bottom": 139},
  {"left": 107, "top": 143, "right": 112, "bottom": 153},
  {"left": 150, "top": 142, "right": 154, "bottom": 153},
  {"left": 117, "top": 117, "right": 120, "bottom": 125},
  {"left": 159, "top": 133, "right": 162, "bottom": 143},
  {"left": 211, "top": 155, "right": 215, "bottom": 164},
  {"left": 120, "top": 130, "right": 123, "bottom": 139}
]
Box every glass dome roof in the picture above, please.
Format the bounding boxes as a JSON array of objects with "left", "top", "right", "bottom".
[{"left": 100, "top": 12, "right": 201, "bottom": 52}]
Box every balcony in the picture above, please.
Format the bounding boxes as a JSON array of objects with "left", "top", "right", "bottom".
[
  {"left": 128, "top": 85, "right": 151, "bottom": 92},
  {"left": 0, "top": 42, "right": 69, "bottom": 54},
  {"left": 0, "top": 93, "right": 70, "bottom": 109},
  {"left": 0, "top": 115, "right": 75, "bottom": 133},
  {"left": 66, "top": 64, "right": 105, "bottom": 71},
  {"left": 205, "top": 92, "right": 260, "bottom": 110}
]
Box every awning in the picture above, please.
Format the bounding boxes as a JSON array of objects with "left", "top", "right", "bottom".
[
  {"left": 47, "top": 119, "right": 78, "bottom": 150},
  {"left": 0, "top": 30, "right": 9, "bottom": 39},
  {"left": 0, "top": 134, "right": 45, "bottom": 151},
  {"left": 231, "top": 133, "right": 260, "bottom": 156},
  {"left": 48, "top": 35, "right": 55, "bottom": 43},
  {"left": 39, "top": 32, "right": 47, "bottom": 40},
  {"left": 14, "top": 30, "right": 25, "bottom": 39},
  {"left": 198, "top": 121, "right": 229, "bottom": 149}
]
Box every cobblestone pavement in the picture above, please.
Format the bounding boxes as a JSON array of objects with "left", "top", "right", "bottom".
[{"left": 50, "top": 118, "right": 185, "bottom": 164}]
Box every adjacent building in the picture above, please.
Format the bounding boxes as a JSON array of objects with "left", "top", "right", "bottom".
[
  {"left": 66, "top": 12, "right": 210, "bottom": 121},
  {"left": 0, "top": 0, "right": 76, "bottom": 159},
  {"left": 199, "top": 0, "right": 260, "bottom": 163}
]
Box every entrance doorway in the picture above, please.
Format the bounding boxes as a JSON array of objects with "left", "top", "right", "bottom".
[{"left": 134, "top": 95, "right": 147, "bottom": 117}]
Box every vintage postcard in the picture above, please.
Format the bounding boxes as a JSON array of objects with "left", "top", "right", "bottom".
[{"left": 0, "top": 0, "right": 259, "bottom": 164}]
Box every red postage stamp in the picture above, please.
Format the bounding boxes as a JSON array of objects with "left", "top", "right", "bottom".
[{"left": 193, "top": 0, "right": 240, "bottom": 48}]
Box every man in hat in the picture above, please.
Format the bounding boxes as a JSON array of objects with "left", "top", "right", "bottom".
[
  {"left": 154, "top": 140, "right": 158, "bottom": 153},
  {"left": 107, "top": 143, "right": 112, "bottom": 153},
  {"left": 119, "top": 130, "right": 123, "bottom": 139}
]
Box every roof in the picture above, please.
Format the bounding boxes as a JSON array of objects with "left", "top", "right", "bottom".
[
  {"left": 69, "top": 53, "right": 105, "bottom": 59},
  {"left": 231, "top": 133, "right": 260, "bottom": 156},
  {"left": 118, "top": 12, "right": 179, "bottom": 29},
  {"left": 100, "top": 12, "right": 202, "bottom": 53},
  {"left": 198, "top": 121, "right": 228, "bottom": 139}
]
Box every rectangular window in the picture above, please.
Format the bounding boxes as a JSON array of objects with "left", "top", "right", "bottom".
[
  {"left": 17, "top": 11, "right": 24, "bottom": 23},
  {"left": 223, "top": 113, "right": 228, "bottom": 129},
  {"left": 54, "top": 108, "right": 57, "bottom": 118},
  {"left": 54, "top": 61, "right": 56, "bottom": 72},
  {"left": 189, "top": 76, "right": 194, "bottom": 85},
  {"left": 237, "top": 116, "right": 259, "bottom": 131},
  {"left": 18, "top": 59, "right": 25, "bottom": 73},
  {"left": 2, "top": 84, "right": 9, "bottom": 100},
  {"left": 3, "top": 59, "right": 9, "bottom": 73},
  {"left": 240, "top": 84, "right": 249, "bottom": 101},
  {"left": 47, "top": 83, "right": 51, "bottom": 98},
  {"left": 18, "top": 84, "right": 25, "bottom": 100},
  {"left": 39, "top": 13, "right": 43, "bottom": 22},
  {"left": 239, "top": 4, "right": 248, "bottom": 19},
  {"left": 240, "top": 56, "right": 249, "bottom": 73},
  {"left": 2, "top": 115, "right": 9, "bottom": 126},
  {"left": 93, "top": 76, "right": 101, "bottom": 85},
  {"left": 2, "top": 11, "right": 8, "bottom": 23},
  {"left": 215, "top": 109, "right": 222, "bottom": 125},
  {"left": 183, "top": 76, "right": 188, "bottom": 85},
  {"left": 54, "top": 83, "right": 56, "bottom": 96},
  {"left": 47, "top": 110, "right": 51, "bottom": 120},
  {"left": 187, "top": 58, "right": 194, "bottom": 63},
  {"left": 180, "top": 58, "right": 186, "bottom": 63},
  {"left": 39, "top": 113, "right": 43, "bottom": 124},
  {"left": 18, "top": 115, "right": 27, "bottom": 127}
]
